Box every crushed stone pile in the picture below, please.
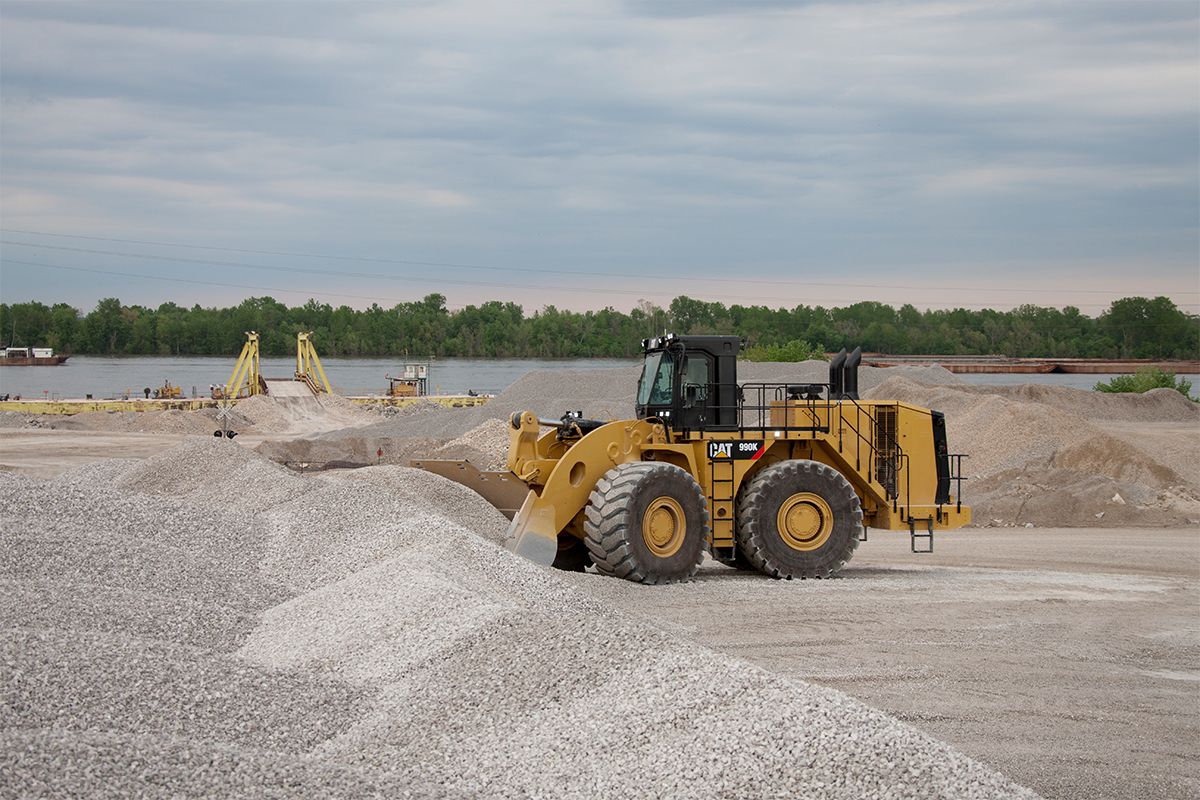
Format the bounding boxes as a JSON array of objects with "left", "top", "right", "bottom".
[
  {"left": 429, "top": 417, "right": 512, "bottom": 470},
  {"left": 232, "top": 393, "right": 373, "bottom": 435},
  {"left": 2, "top": 438, "right": 1038, "bottom": 799},
  {"left": 0, "top": 411, "right": 41, "bottom": 429},
  {"left": 866, "top": 377, "right": 1200, "bottom": 527},
  {"left": 24, "top": 407, "right": 232, "bottom": 434}
]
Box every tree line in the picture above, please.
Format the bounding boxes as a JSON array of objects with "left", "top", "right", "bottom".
[{"left": 0, "top": 294, "right": 1196, "bottom": 360}]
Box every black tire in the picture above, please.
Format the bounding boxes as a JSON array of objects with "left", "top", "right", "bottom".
[
  {"left": 552, "top": 534, "right": 592, "bottom": 572},
  {"left": 584, "top": 462, "right": 709, "bottom": 585},
  {"left": 736, "top": 459, "right": 862, "bottom": 579}
]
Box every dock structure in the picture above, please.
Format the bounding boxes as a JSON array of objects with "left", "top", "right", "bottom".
[
  {"left": 0, "top": 394, "right": 490, "bottom": 415},
  {"left": 861, "top": 356, "right": 1200, "bottom": 374}
]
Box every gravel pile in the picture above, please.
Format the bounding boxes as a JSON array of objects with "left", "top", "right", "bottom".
[
  {"left": 5, "top": 730, "right": 455, "bottom": 800},
  {"left": 874, "top": 379, "right": 1198, "bottom": 424},
  {"left": 0, "top": 411, "right": 38, "bottom": 429},
  {"left": 27, "top": 407, "right": 228, "bottom": 434},
  {"left": 233, "top": 393, "right": 371, "bottom": 435},
  {"left": 429, "top": 417, "right": 512, "bottom": 470},
  {"left": 2, "top": 440, "right": 1038, "bottom": 799},
  {"left": 866, "top": 376, "right": 1200, "bottom": 526}
]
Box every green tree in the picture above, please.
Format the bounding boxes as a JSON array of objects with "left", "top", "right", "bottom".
[{"left": 1100, "top": 297, "right": 1197, "bottom": 359}]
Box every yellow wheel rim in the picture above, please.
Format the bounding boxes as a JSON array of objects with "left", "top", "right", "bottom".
[
  {"left": 776, "top": 492, "right": 834, "bottom": 552},
  {"left": 642, "top": 496, "right": 686, "bottom": 557}
]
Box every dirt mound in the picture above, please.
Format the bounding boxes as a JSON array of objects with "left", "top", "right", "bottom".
[
  {"left": 0, "top": 411, "right": 38, "bottom": 429},
  {"left": 429, "top": 418, "right": 511, "bottom": 470},
  {"left": 873, "top": 378, "right": 1198, "bottom": 424},
  {"left": 233, "top": 393, "right": 372, "bottom": 435},
  {"left": 2, "top": 441, "right": 1038, "bottom": 799},
  {"left": 739, "top": 359, "right": 962, "bottom": 390},
  {"left": 255, "top": 434, "right": 445, "bottom": 470},
  {"left": 45, "top": 407, "right": 227, "bottom": 434},
  {"left": 867, "top": 377, "right": 1200, "bottom": 527}
]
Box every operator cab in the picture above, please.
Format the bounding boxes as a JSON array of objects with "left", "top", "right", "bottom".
[{"left": 635, "top": 334, "right": 742, "bottom": 432}]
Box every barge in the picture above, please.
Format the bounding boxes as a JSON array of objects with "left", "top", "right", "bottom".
[
  {"left": 860, "top": 355, "right": 1200, "bottom": 374},
  {"left": 1, "top": 347, "right": 69, "bottom": 366}
]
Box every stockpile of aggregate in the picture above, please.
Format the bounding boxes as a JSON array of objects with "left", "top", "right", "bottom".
[
  {"left": 865, "top": 377, "right": 1200, "bottom": 527},
  {"left": 233, "top": 393, "right": 372, "bottom": 435},
  {"left": 24, "top": 406, "right": 236, "bottom": 434},
  {"left": 1, "top": 438, "right": 1039, "bottom": 799},
  {"left": 428, "top": 417, "right": 512, "bottom": 470},
  {"left": 0, "top": 411, "right": 38, "bottom": 429}
]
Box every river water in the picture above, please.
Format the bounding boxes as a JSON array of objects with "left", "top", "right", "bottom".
[
  {"left": 0, "top": 356, "right": 635, "bottom": 399},
  {"left": 0, "top": 355, "right": 1136, "bottom": 399}
]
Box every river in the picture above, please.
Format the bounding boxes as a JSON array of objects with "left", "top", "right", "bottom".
[{"left": 0, "top": 355, "right": 1139, "bottom": 399}]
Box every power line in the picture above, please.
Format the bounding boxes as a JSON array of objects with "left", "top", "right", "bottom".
[{"left": 4, "top": 227, "right": 1193, "bottom": 297}]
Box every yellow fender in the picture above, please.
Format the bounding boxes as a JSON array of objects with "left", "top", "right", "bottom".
[{"left": 508, "top": 418, "right": 658, "bottom": 565}]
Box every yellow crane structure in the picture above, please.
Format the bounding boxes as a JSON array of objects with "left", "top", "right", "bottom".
[
  {"left": 295, "top": 331, "right": 332, "bottom": 394},
  {"left": 224, "top": 331, "right": 263, "bottom": 398},
  {"left": 223, "top": 330, "right": 333, "bottom": 398}
]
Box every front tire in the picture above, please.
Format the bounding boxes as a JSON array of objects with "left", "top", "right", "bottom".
[
  {"left": 584, "top": 462, "right": 709, "bottom": 585},
  {"left": 736, "top": 460, "right": 862, "bottom": 579}
]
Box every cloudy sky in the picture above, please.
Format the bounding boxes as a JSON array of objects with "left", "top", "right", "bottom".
[{"left": 1, "top": 0, "right": 1197, "bottom": 315}]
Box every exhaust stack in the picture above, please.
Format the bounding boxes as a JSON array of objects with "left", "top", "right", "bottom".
[{"left": 828, "top": 349, "right": 847, "bottom": 399}]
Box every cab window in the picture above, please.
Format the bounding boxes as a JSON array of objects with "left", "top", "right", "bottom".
[
  {"left": 682, "top": 355, "right": 711, "bottom": 400},
  {"left": 637, "top": 352, "right": 674, "bottom": 405}
]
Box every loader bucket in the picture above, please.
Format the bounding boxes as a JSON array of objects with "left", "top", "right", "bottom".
[
  {"left": 408, "top": 459, "right": 531, "bottom": 520},
  {"left": 505, "top": 491, "right": 561, "bottom": 567}
]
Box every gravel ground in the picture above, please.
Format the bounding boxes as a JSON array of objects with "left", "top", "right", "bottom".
[
  {"left": 1, "top": 438, "right": 1039, "bottom": 799},
  {"left": 570, "top": 531, "right": 1200, "bottom": 800},
  {"left": 3, "top": 730, "right": 462, "bottom": 800}
]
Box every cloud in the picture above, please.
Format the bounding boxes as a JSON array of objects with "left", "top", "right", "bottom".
[{"left": 0, "top": 0, "right": 1195, "bottom": 313}]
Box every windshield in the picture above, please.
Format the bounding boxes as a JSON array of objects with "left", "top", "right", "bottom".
[{"left": 637, "top": 351, "right": 674, "bottom": 406}]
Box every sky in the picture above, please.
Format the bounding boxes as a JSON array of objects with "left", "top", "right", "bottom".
[{"left": 0, "top": 0, "right": 1197, "bottom": 316}]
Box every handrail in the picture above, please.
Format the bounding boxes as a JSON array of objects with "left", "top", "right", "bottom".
[
  {"left": 694, "top": 381, "right": 909, "bottom": 507},
  {"left": 837, "top": 392, "right": 909, "bottom": 505}
]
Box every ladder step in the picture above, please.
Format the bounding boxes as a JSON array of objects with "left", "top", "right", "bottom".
[{"left": 909, "top": 517, "right": 934, "bottom": 553}]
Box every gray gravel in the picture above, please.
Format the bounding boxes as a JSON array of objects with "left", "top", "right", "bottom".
[
  {"left": 2, "top": 729, "right": 461, "bottom": 799},
  {"left": 1, "top": 438, "right": 1040, "bottom": 798}
]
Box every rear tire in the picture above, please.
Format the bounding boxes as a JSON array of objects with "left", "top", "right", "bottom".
[
  {"left": 584, "top": 462, "right": 709, "bottom": 585},
  {"left": 736, "top": 460, "right": 862, "bottom": 579}
]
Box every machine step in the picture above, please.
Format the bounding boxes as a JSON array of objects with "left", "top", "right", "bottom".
[{"left": 908, "top": 516, "right": 934, "bottom": 553}]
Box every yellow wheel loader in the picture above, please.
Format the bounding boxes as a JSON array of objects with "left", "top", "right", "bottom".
[{"left": 414, "top": 334, "right": 969, "bottom": 584}]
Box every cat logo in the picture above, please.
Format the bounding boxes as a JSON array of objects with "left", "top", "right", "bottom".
[
  {"left": 709, "top": 442, "right": 734, "bottom": 459},
  {"left": 707, "top": 440, "right": 766, "bottom": 460}
]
